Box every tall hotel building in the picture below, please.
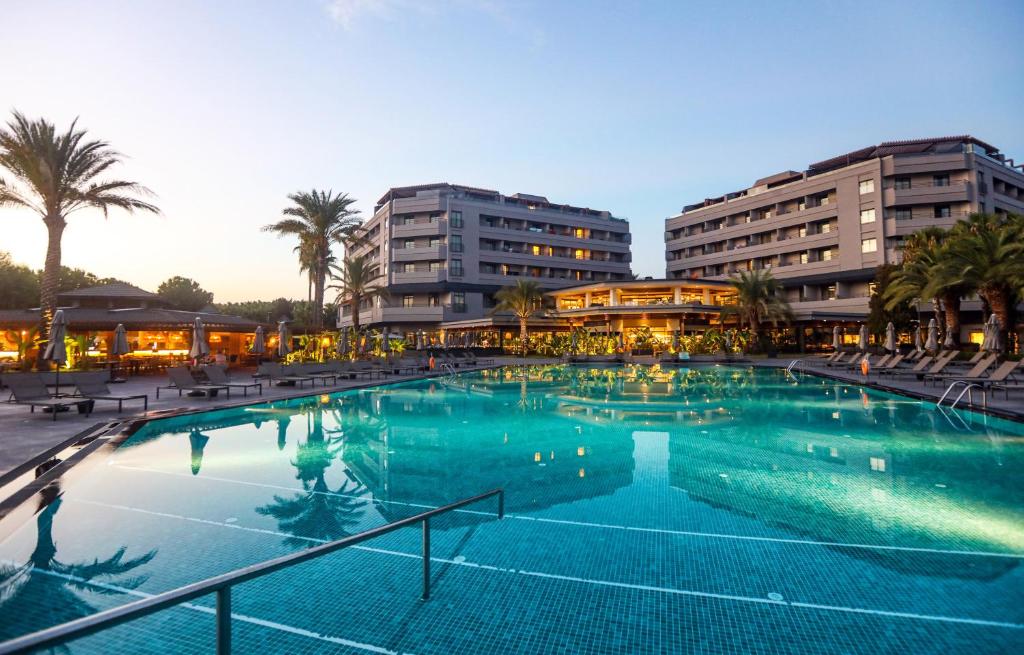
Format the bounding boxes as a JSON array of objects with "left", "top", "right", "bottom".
[
  {"left": 664, "top": 136, "right": 1024, "bottom": 325},
  {"left": 341, "top": 183, "right": 632, "bottom": 337}
]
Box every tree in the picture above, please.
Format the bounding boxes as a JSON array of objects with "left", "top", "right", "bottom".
[
  {"left": 157, "top": 276, "right": 213, "bottom": 311},
  {"left": 493, "top": 280, "right": 545, "bottom": 357},
  {"left": 719, "top": 269, "right": 792, "bottom": 353},
  {"left": 0, "top": 252, "right": 39, "bottom": 309},
  {"left": 929, "top": 213, "right": 1024, "bottom": 353},
  {"left": 330, "top": 255, "right": 387, "bottom": 333},
  {"left": 264, "top": 190, "right": 361, "bottom": 332},
  {"left": 0, "top": 111, "right": 158, "bottom": 365},
  {"left": 867, "top": 264, "right": 915, "bottom": 336},
  {"left": 884, "top": 227, "right": 965, "bottom": 345}
]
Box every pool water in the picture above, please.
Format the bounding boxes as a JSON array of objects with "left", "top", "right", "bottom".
[{"left": 1, "top": 365, "right": 1022, "bottom": 654}]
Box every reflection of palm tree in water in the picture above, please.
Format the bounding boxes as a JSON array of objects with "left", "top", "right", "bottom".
[
  {"left": 0, "top": 485, "right": 156, "bottom": 639},
  {"left": 257, "top": 406, "right": 367, "bottom": 547}
]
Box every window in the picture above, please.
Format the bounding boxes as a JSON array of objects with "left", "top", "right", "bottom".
[
  {"left": 402, "top": 295, "right": 414, "bottom": 308},
  {"left": 404, "top": 239, "right": 416, "bottom": 249},
  {"left": 450, "top": 234, "right": 463, "bottom": 253},
  {"left": 895, "top": 208, "right": 912, "bottom": 221},
  {"left": 428, "top": 213, "right": 440, "bottom": 223},
  {"left": 932, "top": 174, "right": 950, "bottom": 187},
  {"left": 894, "top": 177, "right": 911, "bottom": 190},
  {"left": 450, "top": 210, "right": 463, "bottom": 228},
  {"left": 825, "top": 285, "right": 837, "bottom": 300},
  {"left": 574, "top": 228, "right": 585, "bottom": 239},
  {"left": 861, "top": 238, "right": 878, "bottom": 253},
  {"left": 934, "top": 205, "right": 951, "bottom": 218},
  {"left": 451, "top": 291, "right": 466, "bottom": 312},
  {"left": 402, "top": 263, "right": 416, "bottom": 273},
  {"left": 531, "top": 244, "right": 541, "bottom": 256},
  {"left": 859, "top": 179, "right": 875, "bottom": 194},
  {"left": 859, "top": 208, "right": 876, "bottom": 224},
  {"left": 429, "top": 261, "right": 443, "bottom": 272},
  {"left": 450, "top": 259, "right": 464, "bottom": 277},
  {"left": 869, "top": 456, "right": 886, "bottom": 472},
  {"left": 799, "top": 252, "right": 809, "bottom": 265},
  {"left": 428, "top": 294, "right": 439, "bottom": 307},
  {"left": 821, "top": 248, "right": 834, "bottom": 261},
  {"left": 574, "top": 249, "right": 585, "bottom": 260},
  {"left": 798, "top": 226, "right": 807, "bottom": 238},
  {"left": 429, "top": 236, "right": 440, "bottom": 247}
]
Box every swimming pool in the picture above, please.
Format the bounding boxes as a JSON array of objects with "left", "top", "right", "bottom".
[{"left": 1, "top": 364, "right": 1022, "bottom": 653}]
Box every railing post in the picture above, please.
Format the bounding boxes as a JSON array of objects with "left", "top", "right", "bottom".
[
  {"left": 421, "top": 517, "right": 431, "bottom": 600},
  {"left": 216, "top": 587, "right": 231, "bottom": 655}
]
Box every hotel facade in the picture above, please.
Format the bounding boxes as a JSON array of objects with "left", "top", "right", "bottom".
[
  {"left": 340, "top": 183, "right": 633, "bottom": 341},
  {"left": 664, "top": 136, "right": 1024, "bottom": 333}
]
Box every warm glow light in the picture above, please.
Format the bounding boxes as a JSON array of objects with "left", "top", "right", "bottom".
[
  {"left": 534, "top": 452, "right": 542, "bottom": 462},
  {"left": 577, "top": 447, "right": 585, "bottom": 457}
]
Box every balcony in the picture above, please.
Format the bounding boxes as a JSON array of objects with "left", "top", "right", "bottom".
[
  {"left": 392, "top": 269, "right": 448, "bottom": 284},
  {"left": 393, "top": 219, "right": 447, "bottom": 238},
  {"left": 883, "top": 181, "right": 970, "bottom": 206},
  {"left": 392, "top": 245, "right": 447, "bottom": 262}
]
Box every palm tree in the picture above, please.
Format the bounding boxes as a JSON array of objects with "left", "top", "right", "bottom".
[
  {"left": 493, "top": 280, "right": 545, "bottom": 357},
  {"left": 719, "top": 269, "right": 791, "bottom": 352},
  {"left": 0, "top": 111, "right": 159, "bottom": 366},
  {"left": 929, "top": 214, "right": 1024, "bottom": 352},
  {"left": 330, "top": 254, "right": 387, "bottom": 333},
  {"left": 264, "top": 190, "right": 361, "bottom": 332},
  {"left": 885, "top": 228, "right": 948, "bottom": 337}
]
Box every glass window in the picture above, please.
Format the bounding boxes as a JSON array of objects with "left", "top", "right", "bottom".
[
  {"left": 859, "top": 179, "right": 875, "bottom": 194},
  {"left": 859, "top": 208, "right": 876, "bottom": 224},
  {"left": 934, "top": 205, "right": 951, "bottom": 218},
  {"left": 451, "top": 291, "right": 466, "bottom": 312},
  {"left": 429, "top": 236, "right": 440, "bottom": 247},
  {"left": 861, "top": 238, "right": 877, "bottom": 253},
  {"left": 532, "top": 244, "right": 541, "bottom": 256},
  {"left": 428, "top": 294, "right": 439, "bottom": 307},
  {"left": 799, "top": 252, "right": 809, "bottom": 265},
  {"left": 933, "top": 174, "right": 950, "bottom": 187},
  {"left": 895, "top": 208, "right": 912, "bottom": 221},
  {"left": 402, "top": 263, "right": 416, "bottom": 273},
  {"left": 429, "top": 213, "right": 439, "bottom": 223},
  {"left": 450, "top": 234, "right": 463, "bottom": 253},
  {"left": 450, "top": 210, "right": 463, "bottom": 228},
  {"left": 404, "top": 239, "right": 416, "bottom": 249},
  {"left": 429, "top": 261, "right": 442, "bottom": 272},
  {"left": 402, "top": 295, "right": 414, "bottom": 308},
  {"left": 450, "top": 259, "right": 464, "bottom": 276},
  {"left": 894, "top": 177, "right": 911, "bottom": 190}
]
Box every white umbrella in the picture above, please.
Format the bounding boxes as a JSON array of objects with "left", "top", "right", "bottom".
[
  {"left": 44, "top": 310, "right": 68, "bottom": 393},
  {"left": 982, "top": 313, "right": 1000, "bottom": 352},
  {"left": 672, "top": 330, "right": 680, "bottom": 353},
  {"left": 189, "top": 317, "right": 209, "bottom": 361},
  {"left": 277, "top": 321, "right": 290, "bottom": 357},
  {"left": 360, "top": 332, "right": 371, "bottom": 354},
  {"left": 617, "top": 332, "right": 625, "bottom": 352},
  {"left": 248, "top": 325, "right": 264, "bottom": 358},
  {"left": 831, "top": 326, "right": 841, "bottom": 351},
  {"left": 943, "top": 327, "right": 955, "bottom": 349},
  {"left": 381, "top": 329, "right": 391, "bottom": 353},
  {"left": 724, "top": 331, "right": 733, "bottom": 352},
  {"left": 858, "top": 324, "right": 868, "bottom": 351},
  {"left": 415, "top": 331, "right": 424, "bottom": 351},
  {"left": 111, "top": 323, "right": 130, "bottom": 356},
  {"left": 338, "top": 327, "right": 349, "bottom": 356},
  {"left": 925, "top": 318, "right": 938, "bottom": 351},
  {"left": 884, "top": 322, "right": 896, "bottom": 353},
  {"left": 913, "top": 326, "right": 923, "bottom": 352}
]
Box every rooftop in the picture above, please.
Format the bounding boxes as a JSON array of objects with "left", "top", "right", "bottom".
[
  {"left": 375, "top": 183, "right": 627, "bottom": 223},
  {"left": 57, "top": 282, "right": 161, "bottom": 301}
]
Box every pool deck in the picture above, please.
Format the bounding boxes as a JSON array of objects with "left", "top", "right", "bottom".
[
  {"left": 2, "top": 355, "right": 1021, "bottom": 479},
  {"left": 0, "top": 357, "right": 554, "bottom": 478}
]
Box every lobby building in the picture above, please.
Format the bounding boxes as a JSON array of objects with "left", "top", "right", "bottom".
[
  {"left": 664, "top": 136, "right": 1024, "bottom": 332},
  {"left": 340, "top": 183, "right": 633, "bottom": 342}
]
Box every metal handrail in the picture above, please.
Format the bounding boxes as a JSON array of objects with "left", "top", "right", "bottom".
[{"left": 0, "top": 488, "right": 505, "bottom": 655}]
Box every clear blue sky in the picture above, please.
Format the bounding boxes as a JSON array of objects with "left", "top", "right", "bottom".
[{"left": 2, "top": 0, "right": 1022, "bottom": 301}]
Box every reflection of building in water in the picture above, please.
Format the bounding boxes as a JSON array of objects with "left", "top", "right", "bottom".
[
  {"left": 665, "top": 423, "right": 1021, "bottom": 580},
  {"left": 339, "top": 387, "right": 634, "bottom": 522}
]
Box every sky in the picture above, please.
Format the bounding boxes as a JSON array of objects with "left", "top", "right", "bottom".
[{"left": 2, "top": 0, "right": 1022, "bottom": 302}]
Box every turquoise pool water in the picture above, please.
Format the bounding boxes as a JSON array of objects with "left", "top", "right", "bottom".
[{"left": 1, "top": 365, "right": 1022, "bottom": 654}]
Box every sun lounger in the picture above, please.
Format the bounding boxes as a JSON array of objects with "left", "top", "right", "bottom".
[
  {"left": 924, "top": 354, "right": 996, "bottom": 386},
  {"left": 71, "top": 371, "right": 148, "bottom": 412},
  {"left": 3, "top": 373, "right": 93, "bottom": 421},
  {"left": 878, "top": 355, "right": 934, "bottom": 378},
  {"left": 824, "top": 352, "right": 854, "bottom": 368},
  {"left": 869, "top": 354, "right": 904, "bottom": 375},
  {"left": 202, "top": 365, "right": 263, "bottom": 396},
  {"left": 158, "top": 366, "right": 230, "bottom": 399},
  {"left": 293, "top": 363, "right": 338, "bottom": 386},
  {"left": 947, "top": 360, "right": 1022, "bottom": 394}
]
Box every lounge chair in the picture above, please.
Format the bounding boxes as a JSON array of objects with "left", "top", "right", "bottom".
[
  {"left": 158, "top": 366, "right": 230, "bottom": 399},
  {"left": 294, "top": 363, "right": 338, "bottom": 386},
  {"left": 878, "top": 355, "right": 934, "bottom": 378},
  {"left": 948, "top": 360, "right": 1023, "bottom": 394},
  {"left": 4, "top": 373, "right": 93, "bottom": 421},
  {"left": 71, "top": 371, "right": 148, "bottom": 413},
  {"left": 824, "top": 352, "right": 853, "bottom": 368},
  {"left": 257, "top": 363, "right": 314, "bottom": 387},
  {"left": 869, "top": 354, "right": 905, "bottom": 375},
  {"left": 925, "top": 354, "right": 997, "bottom": 387},
  {"left": 349, "top": 361, "right": 384, "bottom": 379},
  {"left": 202, "top": 365, "right": 263, "bottom": 396},
  {"left": 987, "top": 361, "right": 1024, "bottom": 398},
  {"left": 830, "top": 352, "right": 864, "bottom": 369}
]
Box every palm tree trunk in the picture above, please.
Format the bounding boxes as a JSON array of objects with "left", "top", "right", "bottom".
[
  {"left": 313, "top": 265, "right": 326, "bottom": 333},
  {"left": 350, "top": 296, "right": 361, "bottom": 333},
  {"left": 932, "top": 298, "right": 945, "bottom": 343},
  {"left": 37, "top": 219, "right": 65, "bottom": 369},
  {"left": 519, "top": 317, "right": 528, "bottom": 358}
]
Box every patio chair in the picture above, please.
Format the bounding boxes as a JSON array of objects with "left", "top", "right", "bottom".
[
  {"left": 71, "top": 371, "right": 148, "bottom": 413},
  {"left": 868, "top": 354, "right": 904, "bottom": 375},
  {"left": 202, "top": 365, "right": 263, "bottom": 396},
  {"left": 259, "top": 363, "right": 315, "bottom": 387},
  {"left": 4, "top": 373, "right": 93, "bottom": 421},
  {"left": 293, "top": 363, "right": 338, "bottom": 386},
  {"left": 158, "top": 366, "right": 230, "bottom": 399},
  {"left": 824, "top": 352, "right": 853, "bottom": 368},
  {"left": 987, "top": 361, "right": 1024, "bottom": 398},
  {"left": 924, "top": 354, "right": 997, "bottom": 387},
  {"left": 878, "top": 355, "right": 934, "bottom": 378}
]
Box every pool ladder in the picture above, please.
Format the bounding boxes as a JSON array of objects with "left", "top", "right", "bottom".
[
  {"left": 937, "top": 380, "right": 987, "bottom": 409},
  {"left": 0, "top": 489, "right": 506, "bottom": 655},
  {"left": 785, "top": 359, "right": 805, "bottom": 381}
]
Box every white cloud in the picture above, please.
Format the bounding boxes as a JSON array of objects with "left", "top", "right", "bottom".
[{"left": 324, "top": 0, "right": 429, "bottom": 30}]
